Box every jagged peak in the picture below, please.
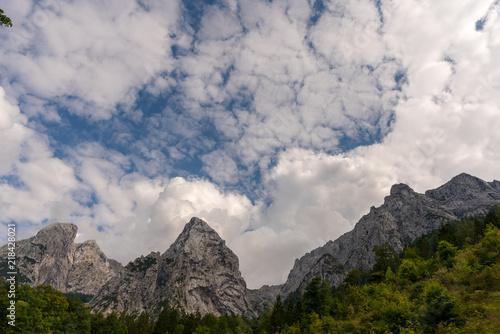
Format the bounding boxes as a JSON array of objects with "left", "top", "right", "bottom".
[
  {"left": 389, "top": 183, "right": 416, "bottom": 196},
  {"left": 78, "top": 239, "right": 98, "bottom": 246},
  {"left": 185, "top": 216, "right": 212, "bottom": 231},
  {"left": 178, "top": 217, "right": 220, "bottom": 239},
  {"left": 425, "top": 173, "right": 491, "bottom": 200},
  {"left": 33, "top": 222, "right": 78, "bottom": 244},
  {"left": 441, "top": 173, "right": 492, "bottom": 191},
  {"left": 37, "top": 222, "right": 77, "bottom": 233},
  {"left": 167, "top": 217, "right": 224, "bottom": 255},
  {"left": 448, "top": 172, "right": 484, "bottom": 185}
]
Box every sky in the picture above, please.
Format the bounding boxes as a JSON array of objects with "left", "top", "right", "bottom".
[{"left": 0, "top": 0, "right": 499, "bottom": 289}]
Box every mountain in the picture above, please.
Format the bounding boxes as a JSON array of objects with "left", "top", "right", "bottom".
[
  {"left": 272, "top": 173, "right": 500, "bottom": 300},
  {"left": 1, "top": 173, "right": 499, "bottom": 318},
  {"left": 90, "top": 217, "right": 253, "bottom": 318},
  {"left": 0, "top": 223, "right": 122, "bottom": 296}
]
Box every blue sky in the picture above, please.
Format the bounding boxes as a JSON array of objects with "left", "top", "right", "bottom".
[{"left": 1, "top": 0, "right": 500, "bottom": 288}]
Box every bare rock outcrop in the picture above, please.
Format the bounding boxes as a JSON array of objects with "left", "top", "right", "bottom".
[
  {"left": 0, "top": 223, "right": 122, "bottom": 296},
  {"left": 90, "top": 217, "right": 253, "bottom": 318}
]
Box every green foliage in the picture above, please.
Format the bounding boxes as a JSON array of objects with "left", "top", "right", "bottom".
[
  {"left": 438, "top": 240, "right": 458, "bottom": 267},
  {"left": 373, "top": 242, "right": 399, "bottom": 273},
  {"left": 370, "top": 242, "right": 399, "bottom": 282},
  {"left": 91, "top": 313, "right": 127, "bottom": 334},
  {"left": 0, "top": 283, "right": 90, "bottom": 334},
  {"left": 423, "top": 283, "right": 458, "bottom": 328},
  {"left": 1, "top": 8, "right": 12, "bottom": 27},
  {"left": 343, "top": 269, "right": 363, "bottom": 287},
  {"left": 398, "top": 258, "right": 420, "bottom": 282},
  {"left": 302, "top": 277, "right": 332, "bottom": 317},
  {"left": 270, "top": 295, "right": 285, "bottom": 333}
]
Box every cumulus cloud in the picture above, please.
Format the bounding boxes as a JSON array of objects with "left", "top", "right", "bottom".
[
  {"left": 168, "top": 0, "right": 404, "bottom": 176},
  {"left": 0, "top": 87, "right": 28, "bottom": 174},
  {"left": 202, "top": 150, "right": 239, "bottom": 184},
  {"left": 0, "top": 86, "right": 80, "bottom": 237},
  {"left": 0, "top": 0, "right": 181, "bottom": 119}
]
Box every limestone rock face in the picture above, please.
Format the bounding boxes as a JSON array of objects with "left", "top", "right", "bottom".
[
  {"left": 273, "top": 173, "right": 500, "bottom": 299},
  {"left": 0, "top": 223, "right": 122, "bottom": 296},
  {"left": 91, "top": 217, "right": 253, "bottom": 318}
]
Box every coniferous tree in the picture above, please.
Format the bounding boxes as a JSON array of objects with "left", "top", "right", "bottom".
[
  {"left": 372, "top": 242, "right": 399, "bottom": 273},
  {"left": 343, "top": 269, "right": 363, "bottom": 287},
  {"left": 270, "top": 294, "right": 285, "bottom": 333},
  {"left": 153, "top": 306, "right": 180, "bottom": 334}
]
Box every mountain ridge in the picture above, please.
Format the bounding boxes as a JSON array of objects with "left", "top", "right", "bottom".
[
  {"left": 2, "top": 173, "right": 499, "bottom": 318},
  {"left": 272, "top": 173, "right": 500, "bottom": 301}
]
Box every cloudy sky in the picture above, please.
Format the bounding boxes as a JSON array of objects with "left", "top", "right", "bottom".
[{"left": 0, "top": 0, "right": 499, "bottom": 288}]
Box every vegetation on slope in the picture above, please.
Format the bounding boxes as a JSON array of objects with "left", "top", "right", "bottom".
[{"left": 254, "top": 206, "right": 500, "bottom": 333}]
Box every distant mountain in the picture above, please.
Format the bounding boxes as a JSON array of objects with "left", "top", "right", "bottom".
[
  {"left": 272, "top": 173, "right": 500, "bottom": 301},
  {"left": 90, "top": 217, "right": 253, "bottom": 318},
  {"left": 0, "top": 223, "right": 122, "bottom": 296}
]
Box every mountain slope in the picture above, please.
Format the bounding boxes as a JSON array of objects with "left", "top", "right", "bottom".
[
  {"left": 0, "top": 223, "right": 122, "bottom": 296},
  {"left": 90, "top": 217, "right": 253, "bottom": 317},
  {"left": 276, "top": 173, "right": 500, "bottom": 298}
]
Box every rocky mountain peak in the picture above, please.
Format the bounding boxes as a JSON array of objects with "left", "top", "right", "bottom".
[
  {"left": 389, "top": 183, "right": 415, "bottom": 197},
  {"left": 425, "top": 174, "right": 500, "bottom": 217},
  {"left": 91, "top": 217, "right": 252, "bottom": 318},
  {"left": 183, "top": 216, "right": 212, "bottom": 232},
  {"left": 0, "top": 222, "right": 122, "bottom": 295},
  {"left": 168, "top": 217, "right": 226, "bottom": 258},
  {"left": 449, "top": 172, "right": 483, "bottom": 184},
  {"left": 426, "top": 173, "right": 492, "bottom": 199},
  {"left": 32, "top": 222, "right": 78, "bottom": 251}
]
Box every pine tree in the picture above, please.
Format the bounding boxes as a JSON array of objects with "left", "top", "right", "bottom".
[{"left": 270, "top": 294, "right": 285, "bottom": 333}]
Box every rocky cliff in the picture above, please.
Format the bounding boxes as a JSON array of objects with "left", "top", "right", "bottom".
[
  {"left": 0, "top": 223, "right": 122, "bottom": 296},
  {"left": 274, "top": 173, "right": 500, "bottom": 299},
  {"left": 90, "top": 217, "right": 253, "bottom": 318}
]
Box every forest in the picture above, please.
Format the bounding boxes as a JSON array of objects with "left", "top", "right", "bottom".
[{"left": 1, "top": 206, "right": 499, "bottom": 333}]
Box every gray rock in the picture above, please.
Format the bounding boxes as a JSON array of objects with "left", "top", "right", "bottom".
[
  {"left": 275, "top": 173, "right": 500, "bottom": 300},
  {"left": 90, "top": 217, "right": 253, "bottom": 318},
  {"left": 246, "top": 284, "right": 283, "bottom": 315},
  {"left": 0, "top": 223, "right": 122, "bottom": 296}
]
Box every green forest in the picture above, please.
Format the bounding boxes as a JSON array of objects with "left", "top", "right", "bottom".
[{"left": 1, "top": 207, "right": 500, "bottom": 333}]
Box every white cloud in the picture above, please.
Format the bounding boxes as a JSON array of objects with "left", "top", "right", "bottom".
[
  {"left": 197, "top": 5, "right": 242, "bottom": 41},
  {"left": 170, "top": 0, "right": 403, "bottom": 173},
  {"left": 0, "top": 0, "right": 181, "bottom": 119},
  {"left": 232, "top": 226, "right": 312, "bottom": 288},
  {"left": 0, "top": 87, "right": 81, "bottom": 233},
  {"left": 202, "top": 150, "right": 239, "bottom": 184},
  {"left": 0, "top": 87, "right": 28, "bottom": 175}
]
